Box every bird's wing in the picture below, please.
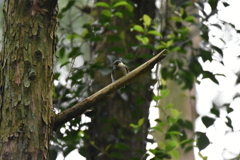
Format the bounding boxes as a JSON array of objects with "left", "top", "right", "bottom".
[
  {"left": 125, "top": 65, "right": 129, "bottom": 73},
  {"left": 111, "top": 70, "right": 115, "bottom": 82}
]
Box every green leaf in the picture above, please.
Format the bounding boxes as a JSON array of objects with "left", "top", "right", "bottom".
[
  {"left": 133, "top": 25, "right": 144, "bottom": 32},
  {"left": 168, "top": 116, "right": 178, "bottom": 124},
  {"left": 135, "top": 35, "right": 149, "bottom": 44},
  {"left": 212, "top": 45, "right": 223, "bottom": 57},
  {"left": 60, "top": 61, "right": 70, "bottom": 68},
  {"left": 113, "top": 1, "right": 134, "bottom": 12},
  {"left": 161, "top": 89, "right": 170, "bottom": 97},
  {"left": 226, "top": 116, "right": 233, "bottom": 131},
  {"left": 156, "top": 44, "right": 166, "bottom": 50},
  {"left": 114, "top": 12, "right": 123, "bottom": 18},
  {"left": 200, "top": 49, "right": 213, "bottom": 62},
  {"left": 68, "top": 47, "right": 81, "bottom": 58},
  {"left": 167, "top": 131, "right": 182, "bottom": 136},
  {"left": 149, "top": 148, "right": 171, "bottom": 159},
  {"left": 110, "top": 152, "right": 124, "bottom": 159},
  {"left": 107, "top": 35, "right": 121, "bottom": 41},
  {"left": 142, "top": 37, "right": 149, "bottom": 45},
  {"left": 170, "top": 16, "right": 181, "bottom": 22},
  {"left": 123, "top": 53, "right": 134, "bottom": 59},
  {"left": 165, "top": 140, "right": 177, "bottom": 152},
  {"left": 172, "top": 46, "right": 181, "bottom": 52},
  {"left": 209, "top": 0, "right": 218, "bottom": 10},
  {"left": 202, "top": 71, "right": 219, "bottom": 84},
  {"left": 198, "top": 152, "right": 208, "bottom": 160},
  {"left": 153, "top": 95, "right": 161, "bottom": 101},
  {"left": 114, "top": 142, "right": 130, "bottom": 150},
  {"left": 151, "top": 125, "right": 162, "bottom": 132},
  {"left": 210, "top": 103, "right": 220, "bottom": 117},
  {"left": 138, "top": 118, "right": 145, "bottom": 126},
  {"left": 105, "top": 144, "right": 112, "bottom": 151},
  {"left": 101, "top": 9, "right": 112, "bottom": 17},
  {"left": 143, "top": 14, "right": 151, "bottom": 26},
  {"left": 227, "top": 107, "right": 233, "bottom": 114},
  {"left": 67, "top": 33, "right": 79, "bottom": 40},
  {"left": 171, "top": 150, "right": 179, "bottom": 160},
  {"left": 184, "top": 15, "right": 195, "bottom": 23},
  {"left": 129, "top": 123, "right": 138, "bottom": 129},
  {"left": 196, "top": 132, "right": 210, "bottom": 151},
  {"left": 95, "top": 2, "right": 110, "bottom": 8},
  {"left": 222, "top": 2, "right": 229, "bottom": 7},
  {"left": 59, "top": 47, "right": 65, "bottom": 58},
  {"left": 171, "top": 109, "right": 180, "bottom": 118},
  {"left": 202, "top": 116, "right": 215, "bottom": 128},
  {"left": 166, "top": 40, "right": 173, "bottom": 48},
  {"left": 184, "top": 120, "right": 193, "bottom": 130},
  {"left": 148, "top": 30, "right": 162, "bottom": 37},
  {"left": 135, "top": 35, "right": 142, "bottom": 41},
  {"left": 165, "top": 103, "right": 173, "bottom": 109}
]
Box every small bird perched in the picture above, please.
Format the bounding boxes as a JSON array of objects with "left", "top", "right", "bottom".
[{"left": 111, "top": 60, "right": 129, "bottom": 84}]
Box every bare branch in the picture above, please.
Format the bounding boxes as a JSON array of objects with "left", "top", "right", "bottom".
[{"left": 53, "top": 49, "right": 167, "bottom": 130}]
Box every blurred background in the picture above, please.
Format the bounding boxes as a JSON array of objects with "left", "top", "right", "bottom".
[{"left": 1, "top": 0, "right": 240, "bottom": 160}]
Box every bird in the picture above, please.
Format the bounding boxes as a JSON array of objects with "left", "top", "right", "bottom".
[{"left": 111, "top": 60, "right": 129, "bottom": 85}]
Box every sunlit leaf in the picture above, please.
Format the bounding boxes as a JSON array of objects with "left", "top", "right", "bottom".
[
  {"left": 166, "top": 40, "right": 173, "bottom": 48},
  {"left": 114, "top": 12, "right": 123, "bottom": 18},
  {"left": 170, "top": 16, "right": 181, "bottom": 22},
  {"left": 148, "top": 30, "right": 162, "bottom": 37},
  {"left": 184, "top": 15, "right": 195, "bottom": 23},
  {"left": 161, "top": 89, "right": 170, "bottom": 97},
  {"left": 171, "top": 109, "right": 180, "bottom": 118},
  {"left": 165, "top": 103, "right": 174, "bottom": 109},
  {"left": 153, "top": 95, "right": 162, "bottom": 101},
  {"left": 95, "top": 2, "right": 110, "bottom": 8},
  {"left": 165, "top": 140, "right": 177, "bottom": 152},
  {"left": 143, "top": 14, "right": 151, "bottom": 26},
  {"left": 138, "top": 118, "right": 145, "bottom": 126},
  {"left": 166, "top": 131, "right": 182, "bottom": 136},
  {"left": 142, "top": 37, "right": 149, "bottom": 44},
  {"left": 133, "top": 25, "right": 144, "bottom": 32},
  {"left": 101, "top": 9, "right": 112, "bottom": 17},
  {"left": 113, "top": 1, "right": 134, "bottom": 12},
  {"left": 171, "top": 150, "right": 179, "bottom": 160}
]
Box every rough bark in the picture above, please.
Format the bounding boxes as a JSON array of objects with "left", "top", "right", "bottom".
[{"left": 0, "top": 1, "right": 58, "bottom": 159}]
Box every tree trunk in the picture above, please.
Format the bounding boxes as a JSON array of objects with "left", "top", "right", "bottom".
[
  {"left": 0, "top": 1, "right": 57, "bottom": 159},
  {"left": 84, "top": 0, "right": 156, "bottom": 160}
]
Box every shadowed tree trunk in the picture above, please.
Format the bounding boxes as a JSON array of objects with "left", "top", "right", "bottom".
[{"left": 0, "top": 1, "right": 58, "bottom": 159}]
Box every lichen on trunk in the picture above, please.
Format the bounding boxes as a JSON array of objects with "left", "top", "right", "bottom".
[{"left": 0, "top": 1, "right": 58, "bottom": 159}]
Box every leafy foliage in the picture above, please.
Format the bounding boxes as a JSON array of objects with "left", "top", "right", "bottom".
[{"left": 50, "top": 0, "right": 240, "bottom": 159}]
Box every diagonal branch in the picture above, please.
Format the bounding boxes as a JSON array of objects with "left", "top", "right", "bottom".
[{"left": 53, "top": 49, "right": 167, "bottom": 130}]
